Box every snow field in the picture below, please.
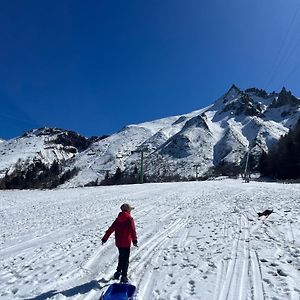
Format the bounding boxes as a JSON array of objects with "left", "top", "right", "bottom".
[{"left": 0, "top": 180, "right": 300, "bottom": 299}]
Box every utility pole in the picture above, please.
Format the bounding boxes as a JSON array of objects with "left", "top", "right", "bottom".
[
  {"left": 244, "top": 150, "right": 250, "bottom": 183},
  {"left": 139, "top": 150, "right": 144, "bottom": 184}
]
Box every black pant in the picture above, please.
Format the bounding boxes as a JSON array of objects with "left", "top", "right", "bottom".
[{"left": 116, "top": 247, "right": 130, "bottom": 277}]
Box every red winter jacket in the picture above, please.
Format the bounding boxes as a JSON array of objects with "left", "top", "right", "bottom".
[{"left": 102, "top": 211, "right": 137, "bottom": 248}]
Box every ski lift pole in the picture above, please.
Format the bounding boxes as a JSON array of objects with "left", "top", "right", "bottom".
[
  {"left": 140, "top": 150, "right": 144, "bottom": 184},
  {"left": 244, "top": 150, "right": 250, "bottom": 182},
  {"left": 194, "top": 164, "right": 201, "bottom": 181},
  {"left": 132, "top": 146, "right": 149, "bottom": 184},
  {"left": 244, "top": 150, "right": 249, "bottom": 175}
]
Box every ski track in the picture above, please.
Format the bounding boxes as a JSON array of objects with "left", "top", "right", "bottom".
[
  {"left": 0, "top": 180, "right": 300, "bottom": 299},
  {"left": 214, "top": 213, "right": 266, "bottom": 300}
]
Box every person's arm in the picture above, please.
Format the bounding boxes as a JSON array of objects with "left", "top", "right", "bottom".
[
  {"left": 102, "top": 219, "right": 117, "bottom": 243},
  {"left": 130, "top": 217, "right": 138, "bottom": 246}
]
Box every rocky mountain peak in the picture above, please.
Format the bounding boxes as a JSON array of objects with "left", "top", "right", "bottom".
[
  {"left": 222, "top": 84, "right": 242, "bottom": 104},
  {"left": 221, "top": 92, "right": 263, "bottom": 117},
  {"left": 270, "top": 87, "right": 300, "bottom": 108},
  {"left": 244, "top": 87, "right": 269, "bottom": 99}
]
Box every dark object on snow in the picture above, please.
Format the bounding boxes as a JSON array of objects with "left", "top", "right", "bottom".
[
  {"left": 277, "top": 269, "right": 288, "bottom": 277},
  {"left": 100, "top": 283, "right": 136, "bottom": 300},
  {"left": 257, "top": 209, "right": 273, "bottom": 218}
]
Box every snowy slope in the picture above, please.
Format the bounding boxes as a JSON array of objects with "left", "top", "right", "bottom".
[
  {"left": 1, "top": 180, "right": 300, "bottom": 299},
  {"left": 0, "top": 128, "right": 91, "bottom": 184},
  {"left": 62, "top": 86, "right": 300, "bottom": 187},
  {"left": 64, "top": 109, "right": 207, "bottom": 186},
  {"left": 0, "top": 131, "right": 68, "bottom": 177}
]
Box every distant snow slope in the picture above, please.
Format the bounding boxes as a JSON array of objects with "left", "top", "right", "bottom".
[
  {"left": 0, "top": 132, "right": 68, "bottom": 176},
  {"left": 0, "top": 128, "right": 90, "bottom": 181},
  {"left": 1, "top": 180, "right": 299, "bottom": 299}
]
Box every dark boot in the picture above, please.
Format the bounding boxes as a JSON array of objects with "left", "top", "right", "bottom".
[
  {"left": 113, "top": 271, "right": 121, "bottom": 280},
  {"left": 120, "top": 275, "right": 129, "bottom": 283}
]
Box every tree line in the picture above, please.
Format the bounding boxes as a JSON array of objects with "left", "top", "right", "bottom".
[
  {"left": 0, "top": 159, "right": 79, "bottom": 189},
  {"left": 259, "top": 119, "right": 300, "bottom": 180}
]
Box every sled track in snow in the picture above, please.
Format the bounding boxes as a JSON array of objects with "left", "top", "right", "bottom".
[
  {"left": 131, "top": 216, "right": 190, "bottom": 298},
  {"left": 214, "top": 214, "right": 265, "bottom": 300}
]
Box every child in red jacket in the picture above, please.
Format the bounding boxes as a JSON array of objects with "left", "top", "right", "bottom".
[{"left": 102, "top": 203, "right": 138, "bottom": 283}]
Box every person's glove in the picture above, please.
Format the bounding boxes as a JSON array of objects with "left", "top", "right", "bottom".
[
  {"left": 101, "top": 238, "right": 106, "bottom": 245},
  {"left": 133, "top": 240, "right": 138, "bottom": 247}
]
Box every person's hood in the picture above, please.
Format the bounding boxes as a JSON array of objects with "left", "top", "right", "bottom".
[{"left": 117, "top": 211, "right": 131, "bottom": 222}]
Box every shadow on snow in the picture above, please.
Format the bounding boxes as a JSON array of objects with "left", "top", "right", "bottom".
[{"left": 24, "top": 280, "right": 102, "bottom": 300}]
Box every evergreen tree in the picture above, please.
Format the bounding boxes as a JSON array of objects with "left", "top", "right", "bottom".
[{"left": 259, "top": 119, "right": 300, "bottom": 179}]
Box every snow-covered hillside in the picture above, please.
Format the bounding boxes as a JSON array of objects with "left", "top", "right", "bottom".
[
  {"left": 0, "top": 129, "right": 72, "bottom": 176},
  {"left": 63, "top": 86, "right": 300, "bottom": 187},
  {"left": 1, "top": 180, "right": 299, "bottom": 299},
  {"left": 0, "top": 128, "right": 93, "bottom": 188},
  {"left": 0, "top": 86, "right": 299, "bottom": 188}
]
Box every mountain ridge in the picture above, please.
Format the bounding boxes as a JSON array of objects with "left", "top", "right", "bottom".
[{"left": 0, "top": 85, "right": 299, "bottom": 188}]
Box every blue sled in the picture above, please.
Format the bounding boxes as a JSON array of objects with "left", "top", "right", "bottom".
[{"left": 100, "top": 283, "right": 136, "bottom": 300}]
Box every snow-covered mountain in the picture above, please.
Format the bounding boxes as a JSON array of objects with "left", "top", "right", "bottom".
[
  {"left": 0, "top": 85, "right": 299, "bottom": 188},
  {"left": 62, "top": 85, "right": 300, "bottom": 187},
  {"left": 0, "top": 128, "right": 94, "bottom": 188}
]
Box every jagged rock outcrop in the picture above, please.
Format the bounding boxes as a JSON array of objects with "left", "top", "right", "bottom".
[{"left": 270, "top": 87, "right": 299, "bottom": 108}]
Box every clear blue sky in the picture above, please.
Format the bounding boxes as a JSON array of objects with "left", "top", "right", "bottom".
[{"left": 1, "top": 0, "right": 300, "bottom": 139}]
